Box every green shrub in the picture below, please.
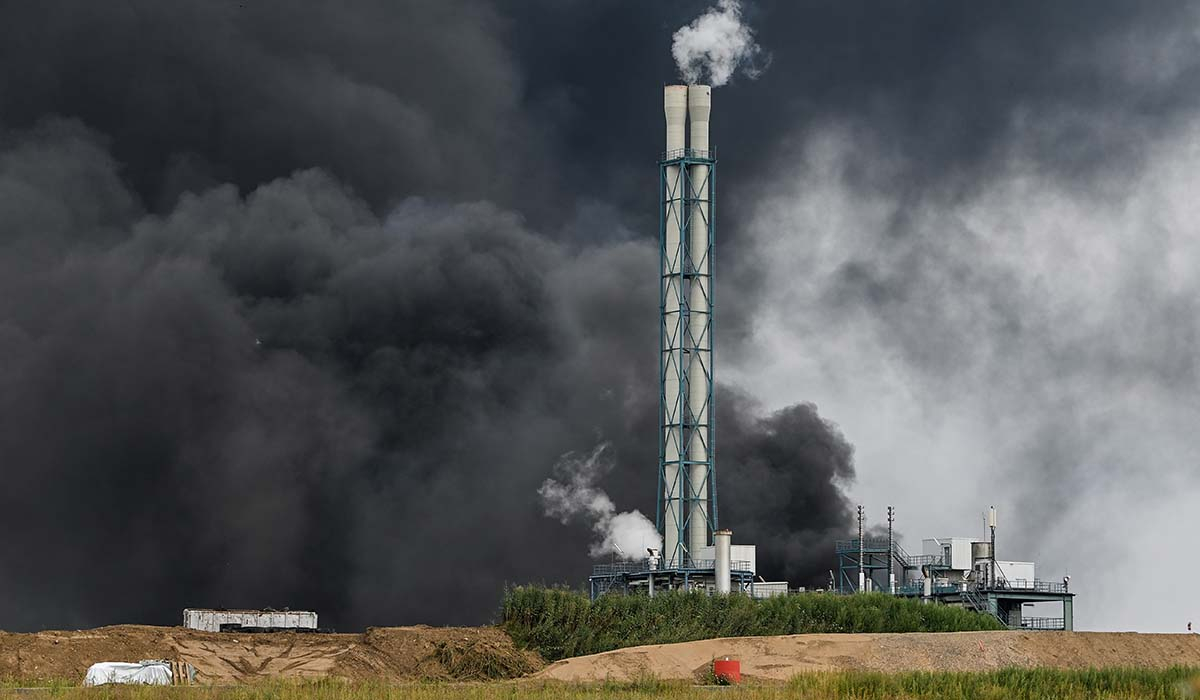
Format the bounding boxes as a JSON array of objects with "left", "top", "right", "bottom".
[{"left": 500, "top": 588, "right": 1005, "bottom": 661}]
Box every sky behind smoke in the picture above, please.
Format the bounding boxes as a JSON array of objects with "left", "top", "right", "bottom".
[{"left": 1, "top": 0, "right": 1199, "bottom": 632}]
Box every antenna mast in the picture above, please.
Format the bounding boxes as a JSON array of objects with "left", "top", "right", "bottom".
[
  {"left": 857, "top": 505, "right": 865, "bottom": 593},
  {"left": 988, "top": 506, "right": 997, "bottom": 588},
  {"left": 887, "top": 506, "right": 896, "bottom": 594}
]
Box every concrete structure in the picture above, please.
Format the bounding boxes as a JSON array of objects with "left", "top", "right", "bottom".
[
  {"left": 685, "top": 85, "right": 713, "bottom": 559},
  {"left": 182, "top": 608, "right": 317, "bottom": 633},
  {"left": 661, "top": 84, "right": 688, "bottom": 568}
]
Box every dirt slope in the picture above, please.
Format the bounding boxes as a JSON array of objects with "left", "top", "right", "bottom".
[
  {"left": 0, "top": 625, "right": 541, "bottom": 684},
  {"left": 8, "top": 626, "right": 1200, "bottom": 686},
  {"left": 536, "top": 631, "right": 1200, "bottom": 682}
]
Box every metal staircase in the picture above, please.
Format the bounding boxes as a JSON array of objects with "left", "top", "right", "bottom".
[{"left": 960, "top": 587, "right": 1006, "bottom": 626}]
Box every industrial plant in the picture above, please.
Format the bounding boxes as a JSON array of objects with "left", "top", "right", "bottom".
[
  {"left": 590, "top": 84, "right": 784, "bottom": 601},
  {"left": 588, "top": 85, "right": 1078, "bottom": 632},
  {"left": 836, "top": 506, "right": 1076, "bottom": 630}
]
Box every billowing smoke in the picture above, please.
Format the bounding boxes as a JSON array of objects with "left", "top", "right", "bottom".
[
  {"left": 539, "top": 444, "right": 662, "bottom": 560},
  {"left": 7, "top": 0, "right": 1188, "bottom": 634},
  {"left": 717, "top": 396, "right": 856, "bottom": 586},
  {"left": 0, "top": 113, "right": 857, "bottom": 631},
  {"left": 672, "top": 0, "right": 768, "bottom": 86}
]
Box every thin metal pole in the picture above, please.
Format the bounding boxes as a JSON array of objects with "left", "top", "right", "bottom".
[
  {"left": 990, "top": 511, "right": 996, "bottom": 590},
  {"left": 887, "top": 506, "right": 895, "bottom": 594},
  {"left": 857, "top": 505, "right": 865, "bottom": 593}
]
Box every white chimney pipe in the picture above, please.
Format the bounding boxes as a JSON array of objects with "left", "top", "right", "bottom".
[
  {"left": 714, "top": 529, "right": 732, "bottom": 594},
  {"left": 662, "top": 85, "right": 689, "bottom": 568},
  {"left": 686, "top": 84, "right": 712, "bottom": 558}
]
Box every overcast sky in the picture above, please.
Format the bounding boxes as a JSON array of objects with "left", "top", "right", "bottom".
[{"left": 1, "top": 0, "right": 1198, "bottom": 633}]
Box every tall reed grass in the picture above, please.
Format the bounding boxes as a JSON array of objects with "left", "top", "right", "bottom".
[{"left": 500, "top": 587, "right": 1005, "bottom": 661}]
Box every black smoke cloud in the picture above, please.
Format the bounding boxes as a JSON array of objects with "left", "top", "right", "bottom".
[
  {"left": 8, "top": 0, "right": 1187, "bottom": 632},
  {"left": 0, "top": 111, "right": 854, "bottom": 630},
  {"left": 718, "top": 397, "right": 855, "bottom": 586}
]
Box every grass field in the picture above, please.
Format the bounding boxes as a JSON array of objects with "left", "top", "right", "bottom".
[
  {"left": 502, "top": 587, "right": 1005, "bottom": 661},
  {"left": 8, "top": 669, "right": 1200, "bottom": 699}
]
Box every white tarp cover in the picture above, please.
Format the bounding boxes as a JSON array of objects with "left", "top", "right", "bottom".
[{"left": 83, "top": 660, "right": 173, "bottom": 686}]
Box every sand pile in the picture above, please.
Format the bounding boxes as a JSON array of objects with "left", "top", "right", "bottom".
[
  {"left": 535, "top": 631, "right": 1200, "bottom": 682},
  {"left": 0, "top": 624, "right": 541, "bottom": 684}
]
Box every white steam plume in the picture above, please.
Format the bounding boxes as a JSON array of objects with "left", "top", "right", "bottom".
[
  {"left": 672, "top": 0, "right": 768, "bottom": 86},
  {"left": 538, "top": 443, "right": 662, "bottom": 560}
]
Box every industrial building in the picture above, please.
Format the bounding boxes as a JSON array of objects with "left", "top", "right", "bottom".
[
  {"left": 587, "top": 86, "right": 1078, "bottom": 631},
  {"left": 835, "top": 507, "right": 1076, "bottom": 630}
]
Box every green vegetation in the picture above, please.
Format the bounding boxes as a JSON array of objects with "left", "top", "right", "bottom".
[
  {"left": 786, "top": 667, "right": 1200, "bottom": 699},
  {"left": 500, "top": 587, "right": 1005, "bottom": 661},
  {"left": 8, "top": 669, "right": 1200, "bottom": 699}
]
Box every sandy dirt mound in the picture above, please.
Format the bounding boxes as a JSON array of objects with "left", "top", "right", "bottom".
[
  {"left": 0, "top": 625, "right": 541, "bottom": 684},
  {"left": 535, "top": 631, "right": 1200, "bottom": 682}
]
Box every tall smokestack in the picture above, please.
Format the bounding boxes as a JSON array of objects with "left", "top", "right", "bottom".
[
  {"left": 686, "top": 85, "right": 712, "bottom": 558},
  {"left": 662, "top": 85, "right": 689, "bottom": 567},
  {"left": 659, "top": 85, "right": 716, "bottom": 568}
]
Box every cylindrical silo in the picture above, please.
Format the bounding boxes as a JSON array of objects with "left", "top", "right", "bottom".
[
  {"left": 714, "top": 529, "right": 732, "bottom": 594},
  {"left": 662, "top": 85, "right": 689, "bottom": 567},
  {"left": 686, "top": 84, "right": 712, "bottom": 558}
]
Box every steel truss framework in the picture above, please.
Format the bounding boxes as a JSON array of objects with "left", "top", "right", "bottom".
[{"left": 656, "top": 149, "right": 717, "bottom": 567}]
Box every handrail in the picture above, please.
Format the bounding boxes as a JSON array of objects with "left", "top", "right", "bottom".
[
  {"left": 993, "top": 579, "right": 1069, "bottom": 594},
  {"left": 836, "top": 539, "right": 946, "bottom": 569},
  {"left": 660, "top": 148, "right": 714, "bottom": 161},
  {"left": 835, "top": 538, "right": 892, "bottom": 552},
  {"left": 590, "top": 559, "right": 752, "bottom": 577},
  {"left": 1019, "top": 617, "right": 1066, "bottom": 630}
]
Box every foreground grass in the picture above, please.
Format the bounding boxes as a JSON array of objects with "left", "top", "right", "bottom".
[
  {"left": 9, "top": 668, "right": 1200, "bottom": 699},
  {"left": 502, "top": 587, "right": 1004, "bottom": 661}
]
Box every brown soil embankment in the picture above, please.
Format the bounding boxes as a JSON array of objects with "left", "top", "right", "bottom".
[
  {"left": 536, "top": 631, "right": 1200, "bottom": 683},
  {"left": 7, "top": 626, "right": 1200, "bottom": 686},
  {"left": 0, "top": 625, "right": 541, "bottom": 684}
]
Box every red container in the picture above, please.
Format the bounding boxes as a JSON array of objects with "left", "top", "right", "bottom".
[{"left": 713, "top": 657, "right": 741, "bottom": 684}]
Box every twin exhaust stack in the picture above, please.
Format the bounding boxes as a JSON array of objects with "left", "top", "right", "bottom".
[
  {"left": 661, "top": 85, "right": 715, "bottom": 569},
  {"left": 663, "top": 84, "right": 710, "bottom": 156}
]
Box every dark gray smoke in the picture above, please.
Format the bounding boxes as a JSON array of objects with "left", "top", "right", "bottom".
[
  {"left": 0, "top": 110, "right": 855, "bottom": 630},
  {"left": 4, "top": 0, "right": 1193, "bottom": 633},
  {"left": 718, "top": 396, "right": 855, "bottom": 587}
]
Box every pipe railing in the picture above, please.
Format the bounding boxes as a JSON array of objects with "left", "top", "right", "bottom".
[
  {"left": 1019, "top": 617, "right": 1066, "bottom": 630},
  {"left": 994, "top": 579, "right": 1069, "bottom": 594},
  {"left": 591, "top": 559, "right": 751, "bottom": 577},
  {"left": 660, "top": 148, "right": 714, "bottom": 162},
  {"left": 836, "top": 539, "right": 946, "bottom": 569}
]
